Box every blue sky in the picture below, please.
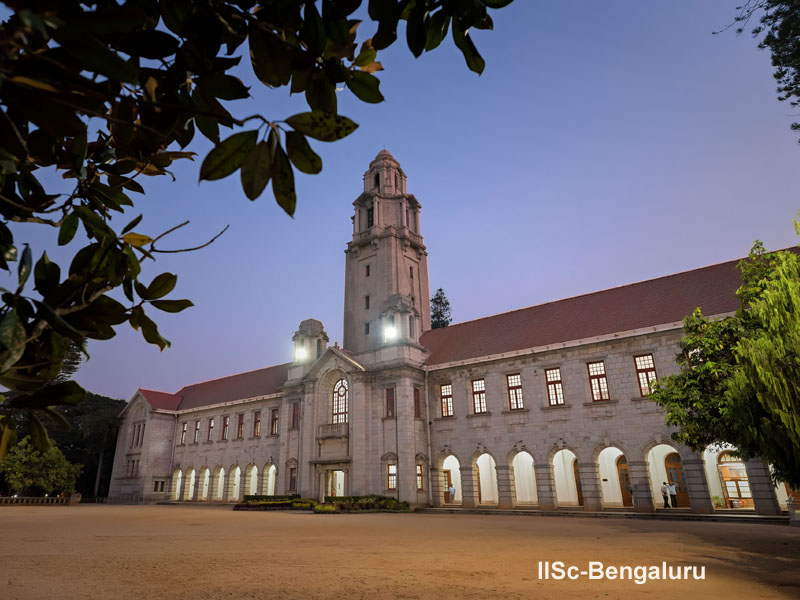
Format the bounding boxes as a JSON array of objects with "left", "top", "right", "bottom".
[{"left": 10, "top": 1, "right": 797, "bottom": 399}]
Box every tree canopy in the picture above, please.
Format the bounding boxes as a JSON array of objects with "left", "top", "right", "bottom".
[
  {"left": 0, "top": 0, "right": 514, "bottom": 458},
  {"left": 0, "top": 435, "right": 82, "bottom": 495},
  {"left": 651, "top": 237, "right": 800, "bottom": 488},
  {"left": 430, "top": 287, "right": 451, "bottom": 329}
]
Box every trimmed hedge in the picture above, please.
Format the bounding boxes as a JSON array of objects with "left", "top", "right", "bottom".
[
  {"left": 243, "top": 494, "right": 299, "bottom": 502},
  {"left": 313, "top": 503, "right": 340, "bottom": 514},
  {"left": 323, "top": 494, "right": 410, "bottom": 512}
]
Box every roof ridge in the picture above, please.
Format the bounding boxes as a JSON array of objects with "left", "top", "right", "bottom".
[{"left": 177, "top": 362, "right": 292, "bottom": 394}]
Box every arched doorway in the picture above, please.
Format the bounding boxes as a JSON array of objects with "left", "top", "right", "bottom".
[
  {"left": 213, "top": 467, "right": 225, "bottom": 501},
  {"left": 183, "top": 468, "right": 196, "bottom": 501},
  {"left": 512, "top": 451, "right": 538, "bottom": 504},
  {"left": 664, "top": 453, "right": 689, "bottom": 507},
  {"left": 228, "top": 465, "right": 242, "bottom": 501},
  {"left": 647, "top": 443, "right": 690, "bottom": 509},
  {"left": 172, "top": 469, "right": 183, "bottom": 501},
  {"left": 597, "top": 447, "right": 630, "bottom": 507},
  {"left": 199, "top": 468, "right": 210, "bottom": 501},
  {"left": 553, "top": 449, "right": 581, "bottom": 507},
  {"left": 245, "top": 464, "right": 259, "bottom": 496},
  {"left": 262, "top": 465, "right": 277, "bottom": 496},
  {"left": 475, "top": 453, "right": 498, "bottom": 504},
  {"left": 442, "top": 455, "right": 462, "bottom": 504},
  {"left": 703, "top": 446, "right": 754, "bottom": 510}
]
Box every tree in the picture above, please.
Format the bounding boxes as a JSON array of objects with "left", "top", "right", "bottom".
[
  {"left": 729, "top": 1, "right": 800, "bottom": 141},
  {"left": 0, "top": 436, "right": 82, "bottom": 495},
  {"left": 0, "top": 0, "right": 515, "bottom": 458},
  {"left": 430, "top": 287, "right": 452, "bottom": 329},
  {"left": 651, "top": 238, "right": 800, "bottom": 488}
]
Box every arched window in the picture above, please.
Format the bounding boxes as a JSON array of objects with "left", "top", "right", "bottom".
[{"left": 332, "top": 379, "right": 349, "bottom": 424}]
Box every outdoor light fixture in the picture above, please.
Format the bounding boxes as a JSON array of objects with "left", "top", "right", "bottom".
[
  {"left": 295, "top": 347, "right": 308, "bottom": 361},
  {"left": 384, "top": 325, "right": 397, "bottom": 341}
]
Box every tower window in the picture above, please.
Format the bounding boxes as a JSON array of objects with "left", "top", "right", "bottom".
[
  {"left": 374, "top": 173, "right": 379, "bottom": 188},
  {"left": 365, "top": 322, "right": 370, "bottom": 335},
  {"left": 410, "top": 266, "right": 413, "bottom": 280},
  {"left": 395, "top": 172, "right": 399, "bottom": 189},
  {"left": 317, "top": 338, "right": 322, "bottom": 358},
  {"left": 365, "top": 295, "right": 370, "bottom": 310},
  {"left": 408, "top": 315, "right": 414, "bottom": 338},
  {"left": 332, "top": 379, "right": 349, "bottom": 424},
  {"left": 367, "top": 208, "right": 374, "bottom": 228},
  {"left": 366, "top": 264, "right": 370, "bottom": 277}
]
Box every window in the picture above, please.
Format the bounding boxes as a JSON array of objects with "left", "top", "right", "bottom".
[
  {"left": 236, "top": 414, "right": 244, "bottom": 439},
  {"left": 270, "top": 408, "right": 279, "bottom": 435},
  {"left": 154, "top": 481, "right": 160, "bottom": 492},
  {"left": 253, "top": 411, "right": 261, "bottom": 437},
  {"left": 374, "top": 173, "right": 379, "bottom": 188},
  {"left": 316, "top": 338, "right": 322, "bottom": 358},
  {"left": 180, "top": 422, "right": 187, "bottom": 444},
  {"left": 131, "top": 424, "right": 138, "bottom": 448},
  {"left": 634, "top": 354, "right": 658, "bottom": 396},
  {"left": 507, "top": 374, "right": 523, "bottom": 410},
  {"left": 440, "top": 383, "right": 453, "bottom": 417},
  {"left": 385, "top": 388, "right": 395, "bottom": 418},
  {"left": 472, "top": 379, "right": 487, "bottom": 414},
  {"left": 193, "top": 420, "right": 200, "bottom": 443},
  {"left": 366, "top": 264, "right": 370, "bottom": 277},
  {"left": 408, "top": 315, "right": 414, "bottom": 338},
  {"left": 222, "top": 416, "right": 229, "bottom": 440},
  {"left": 587, "top": 361, "right": 610, "bottom": 401},
  {"left": 367, "top": 207, "right": 374, "bottom": 227},
  {"left": 545, "top": 368, "right": 564, "bottom": 406},
  {"left": 291, "top": 402, "right": 300, "bottom": 429},
  {"left": 207, "top": 418, "right": 214, "bottom": 442},
  {"left": 365, "top": 295, "right": 370, "bottom": 309},
  {"left": 413, "top": 387, "right": 421, "bottom": 418},
  {"left": 365, "top": 322, "right": 370, "bottom": 335},
  {"left": 332, "top": 379, "right": 349, "bottom": 424},
  {"left": 416, "top": 464, "right": 424, "bottom": 491},
  {"left": 387, "top": 464, "right": 397, "bottom": 490},
  {"left": 409, "top": 266, "right": 413, "bottom": 280},
  {"left": 289, "top": 467, "right": 297, "bottom": 493}
]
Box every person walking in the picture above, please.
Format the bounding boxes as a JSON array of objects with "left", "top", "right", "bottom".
[
  {"left": 660, "top": 481, "right": 670, "bottom": 508},
  {"left": 668, "top": 481, "right": 678, "bottom": 508}
]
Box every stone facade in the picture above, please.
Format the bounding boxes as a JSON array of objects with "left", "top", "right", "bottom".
[{"left": 109, "top": 151, "right": 787, "bottom": 515}]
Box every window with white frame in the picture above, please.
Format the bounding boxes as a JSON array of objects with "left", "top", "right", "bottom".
[
  {"left": 587, "top": 361, "right": 610, "bottom": 401},
  {"left": 545, "top": 368, "right": 564, "bottom": 406},
  {"left": 634, "top": 354, "right": 658, "bottom": 396},
  {"left": 507, "top": 374, "right": 523, "bottom": 410},
  {"left": 472, "top": 378, "right": 487, "bottom": 414},
  {"left": 440, "top": 383, "right": 453, "bottom": 417}
]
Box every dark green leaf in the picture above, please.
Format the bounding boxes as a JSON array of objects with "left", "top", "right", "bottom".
[
  {"left": 271, "top": 144, "right": 296, "bottom": 217},
  {"left": 149, "top": 299, "right": 194, "bottom": 313},
  {"left": 0, "top": 309, "right": 26, "bottom": 371},
  {"left": 33, "top": 252, "right": 60, "bottom": 298},
  {"left": 346, "top": 71, "right": 384, "bottom": 103},
  {"left": 10, "top": 381, "right": 87, "bottom": 410},
  {"left": 452, "top": 20, "right": 485, "bottom": 75},
  {"left": 305, "top": 73, "right": 337, "bottom": 113},
  {"left": 406, "top": 3, "right": 427, "bottom": 58},
  {"left": 138, "top": 310, "right": 170, "bottom": 350},
  {"left": 302, "top": 2, "right": 328, "bottom": 56},
  {"left": 198, "top": 74, "right": 250, "bottom": 101},
  {"left": 199, "top": 131, "right": 259, "bottom": 181},
  {"left": 484, "top": 0, "right": 514, "bottom": 8},
  {"left": 354, "top": 38, "right": 377, "bottom": 67},
  {"left": 249, "top": 26, "right": 293, "bottom": 87},
  {"left": 285, "top": 111, "right": 358, "bottom": 142},
  {"left": 286, "top": 131, "right": 323, "bottom": 174},
  {"left": 145, "top": 273, "right": 178, "bottom": 300},
  {"left": 17, "top": 245, "right": 32, "bottom": 291},
  {"left": 117, "top": 30, "right": 180, "bottom": 59},
  {"left": 425, "top": 11, "right": 450, "bottom": 51},
  {"left": 33, "top": 301, "right": 85, "bottom": 348},
  {"left": 240, "top": 141, "right": 273, "bottom": 201},
  {"left": 121, "top": 214, "right": 143, "bottom": 235},
  {"left": 58, "top": 212, "right": 80, "bottom": 246},
  {"left": 27, "top": 412, "right": 50, "bottom": 451}
]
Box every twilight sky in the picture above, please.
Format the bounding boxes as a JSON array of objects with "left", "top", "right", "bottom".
[{"left": 11, "top": 1, "right": 799, "bottom": 399}]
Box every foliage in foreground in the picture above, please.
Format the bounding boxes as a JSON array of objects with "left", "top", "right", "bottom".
[
  {"left": 651, "top": 235, "right": 800, "bottom": 488},
  {"left": 0, "top": 435, "right": 82, "bottom": 495},
  {"left": 0, "top": 0, "right": 514, "bottom": 457}
]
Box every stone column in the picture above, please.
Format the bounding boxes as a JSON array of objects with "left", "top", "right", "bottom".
[
  {"left": 190, "top": 474, "right": 200, "bottom": 502},
  {"left": 534, "top": 462, "right": 556, "bottom": 510},
  {"left": 577, "top": 462, "right": 602, "bottom": 511},
  {"left": 430, "top": 467, "right": 442, "bottom": 507},
  {"left": 682, "top": 457, "right": 714, "bottom": 514},
  {"left": 628, "top": 461, "right": 654, "bottom": 513},
  {"left": 460, "top": 465, "right": 477, "bottom": 508},
  {"left": 744, "top": 459, "right": 780, "bottom": 515},
  {"left": 496, "top": 465, "right": 516, "bottom": 509}
]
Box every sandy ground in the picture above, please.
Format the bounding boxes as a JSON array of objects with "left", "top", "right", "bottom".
[{"left": 1, "top": 505, "right": 799, "bottom": 600}]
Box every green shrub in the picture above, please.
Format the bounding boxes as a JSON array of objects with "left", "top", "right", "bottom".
[
  {"left": 313, "top": 503, "right": 340, "bottom": 514},
  {"left": 243, "top": 494, "right": 299, "bottom": 502}
]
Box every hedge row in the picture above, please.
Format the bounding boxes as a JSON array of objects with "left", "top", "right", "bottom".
[{"left": 242, "top": 494, "right": 299, "bottom": 502}]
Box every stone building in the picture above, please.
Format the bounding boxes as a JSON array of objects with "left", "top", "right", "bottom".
[{"left": 109, "top": 150, "right": 790, "bottom": 515}]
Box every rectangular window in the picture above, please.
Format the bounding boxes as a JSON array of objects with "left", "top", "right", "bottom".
[
  {"left": 138, "top": 424, "right": 145, "bottom": 447},
  {"left": 207, "top": 418, "right": 215, "bottom": 442},
  {"left": 253, "top": 411, "right": 261, "bottom": 437},
  {"left": 416, "top": 464, "right": 424, "bottom": 491},
  {"left": 365, "top": 295, "right": 370, "bottom": 309},
  {"left": 545, "top": 368, "right": 564, "bottom": 406},
  {"left": 154, "top": 481, "right": 160, "bottom": 492},
  {"left": 409, "top": 266, "right": 414, "bottom": 280},
  {"left": 413, "top": 388, "right": 421, "bottom": 418},
  {"left": 270, "top": 408, "right": 279, "bottom": 436},
  {"left": 440, "top": 384, "right": 453, "bottom": 417},
  {"left": 289, "top": 467, "right": 297, "bottom": 493},
  {"left": 387, "top": 464, "right": 397, "bottom": 490},
  {"left": 366, "top": 264, "right": 370, "bottom": 277},
  {"left": 385, "top": 388, "right": 395, "bottom": 418},
  {"left": 588, "top": 361, "right": 610, "bottom": 401},
  {"left": 365, "top": 322, "right": 370, "bottom": 335},
  {"left": 472, "top": 379, "right": 487, "bottom": 414},
  {"left": 507, "top": 374, "right": 523, "bottom": 410},
  {"left": 236, "top": 414, "right": 244, "bottom": 439},
  {"left": 180, "top": 422, "right": 187, "bottom": 445},
  {"left": 291, "top": 402, "right": 300, "bottom": 429},
  {"left": 222, "top": 416, "right": 229, "bottom": 440},
  {"left": 131, "top": 424, "right": 138, "bottom": 448},
  {"left": 634, "top": 354, "right": 658, "bottom": 396},
  {"left": 367, "top": 207, "right": 374, "bottom": 227},
  {"left": 193, "top": 420, "right": 200, "bottom": 443}
]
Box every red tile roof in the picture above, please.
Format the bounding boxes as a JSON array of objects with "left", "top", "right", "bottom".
[
  {"left": 419, "top": 255, "right": 753, "bottom": 366},
  {"left": 138, "top": 363, "right": 291, "bottom": 412}
]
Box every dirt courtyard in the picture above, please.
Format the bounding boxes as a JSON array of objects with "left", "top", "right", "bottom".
[{"left": 1, "top": 505, "right": 799, "bottom": 600}]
